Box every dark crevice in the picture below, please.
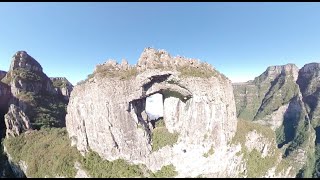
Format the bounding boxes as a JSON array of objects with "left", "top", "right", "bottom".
[
  {"left": 315, "top": 126, "right": 320, "bottom": 144},
  {"left": 162, "top": 90, "right": 191, "bottom": 103},
  {"left": 131, "top": 98, "right": 152, "bottom": 144},
  {"left": 0, "top": 102, "right": 15, "bottom": 178},
  {"left": 142, "top": 74, "right": 172, "bottom": 94},
  {"left": 302, "top": 88, "right": 320, "bottom": 120},
  {"left": 0, "top": 109, "right": 7, "bottom": 138}
]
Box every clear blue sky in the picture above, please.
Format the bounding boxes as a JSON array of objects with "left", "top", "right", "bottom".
[{"left": 1, "top": 2, "right": 320, "bottom": 85}]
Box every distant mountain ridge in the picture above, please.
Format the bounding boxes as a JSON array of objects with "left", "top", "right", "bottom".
[{"left": 233, "top": 62, "right": 320, "bottom": 177}]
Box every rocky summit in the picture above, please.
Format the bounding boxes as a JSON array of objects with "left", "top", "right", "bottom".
[
  {"left": 1, "top": 51, "right": 73, "bottom": 136},
  {"left": 0, "top": 51, "right": 74, "bottom": 178},
  {"left": 66, "top": 48, "right": 238, "bottom": 177},
  {"left": 0, "top": 48, "right": 320, "bottom": 178}
]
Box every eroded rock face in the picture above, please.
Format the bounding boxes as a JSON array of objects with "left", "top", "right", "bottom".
[
  {"left": 3, "top": 51, "right": 68, "bottom": 137},
  {"left": 297, "top": 63, "right": 320, "bottom": 126},
  {"left": 9, "top": 51, "right": 42, "bottom": 72},
  {"left": 233, "top": 63, "right": 319, "bottom": 177},
  {"left": 66, "top": 48, "right": 237, "bottom": 177},
  {"left": 4, "top": 51, "right": 55, "bottom": 96},
  {"left": 50, "top": 77, "right": 74, "bottom": 100},
  {"left": 4, "top": 104, "right": 32, "bottom": 137},
  {"left": 233, "top": 64, "right": 300, "bottom": 122}
]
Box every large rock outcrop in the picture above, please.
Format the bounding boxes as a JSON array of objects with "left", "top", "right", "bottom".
[
  {"left": 2, "top": 51, "right": 70, "bottom": 136},
  {"left": 4, "top": 104, "right": 32, "bottom": 137},
  {"left": 3, "top": 51, "right": 55, "bottom": 96},
  {"left": 233, "top": 63, "right": 300, "bottom": 124},
  {"left": 66, "top": 48, "right": 238, "bottom": 177},
  {"left": 297, "top": 63, "right": 320, "bottom": 127}
]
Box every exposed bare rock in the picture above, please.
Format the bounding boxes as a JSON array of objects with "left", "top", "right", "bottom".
[
  {"left": 297, "top": 63, "right": 320, "bottom": 126},
  {"left": 254, "top": 63, "right": 299, "bottom": 83},
  {"left": 3, "top": 51, "right": 56, "bottom": 96},
  {"left": 254, "top": 104, "right": 290, "bottom": 130},
  {"left": 50, "top": 77, "right": 74, "bottom": 100},
  {"left": 233, "top": 63, "right": 318, "bottom": 177},
  {"left": 2, "top": 51, "right": 69, "bottom": 137},
  {"left": 245, "top": 130, "right": 273, "bottom": 158},
  {"left": 74, "top": 162, "right": 90, "bottom": 178},
  {"left": 233, "top": 64, "right": 300, "bottom": 122},
  {"left": 9, "top": 51, "right": 42, "bottom": 72},
  {"left": 66, "top": 48, "right": 237, "bottom": 177},
  {"left": 4, "top": 104, "right": 32, "bottom": 137}
]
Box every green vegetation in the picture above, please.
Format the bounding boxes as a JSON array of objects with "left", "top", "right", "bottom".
[
  {"left": 203, "top": 146, "right": 215, "bottom": 158},
  {"left": 297, "top": 147, "right": 316, "bottom": 178},
  {"left": 15, "top": 91, "right": 37, "bottom": 106},
  {"left": 244, "top": 148, "right": 278, "bottom": 177},
  {"left": 204, "top": 133, "right": 208, "bottom": 140},
  {"left": 150, "top": 164, "right": 178, "bottom": 178},
  {"left": 11, "top": 68, "right": 43, "bottom": 82},
  {"left": 177, "top": 65, "right": 218, "bottom": 78},
  {"left": 155, "top": 118, "right": 165, "bottom": 127},
  {"left": 94, "top": 64, "right": 138, "bottom": 80},
  {"left": 313, "top": 143, "right": 320, "bottom": 177},
  {"left": 234, "top": 73, "right": 300, "bottom": 122},
  {"left": 151, "top": 118, "right": 179, "bottom": 152},
  {"left": 3, "top": 128, "right": 81, "bottom": 178},
  {"left": 1, "top": 75, "right": 11, "bottom": 84},
  {"left": 254, "top": 75, "right": 299, "bottom": 120},
  {"left": 78, "top": 65, "right": 139, "bottom": 84},
  {"left": 80, "top": 151, "right": 144, "bottom": 178},
  {"left": 233, "top": 84, "right": 267, "bottom": 122},
  {"left": 284, "top": 120, "right": 311, "bottom": 157},
  {"left": 275, "top": 126, "right": 286, "bottom": 147},
  {"left": 3, "top": 128, "right": 152, "bottom": 178},
  {"left": 0, "top": 139, "right": 15, "bottom": 177},
  {"left": 232, "top": 120, "right": 285, "bottom": 178},
  {"left": 3, "top": 127, "right": 179, "bottom": 178},
  {"left": 0, "top": 66, "right": 67, "bottom": 130},
  {"left": 76, "top": 74, "right": 94, "bottom": 85},
  {"left": 275, "top": 158, "right": 292, "bottom": 175},
  {"left": 52, "top": 79, "right": 68, "bottom": 88},
  {"left": 231, "top": 119, "right": 275, "bottom": 145},
  {"left": 17, "top": 91, "right": 68, "bottom": 129}
]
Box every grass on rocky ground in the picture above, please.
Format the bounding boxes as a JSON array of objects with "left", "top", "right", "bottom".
[
  {"left": 232, "top": 119, "right": 292, "bottom": 177},
  {"left": 151, "top": 118, "right": 179, "bottom": 152},
  {"left": 4, "top": 127, "right": 178, "bottom": 178}
]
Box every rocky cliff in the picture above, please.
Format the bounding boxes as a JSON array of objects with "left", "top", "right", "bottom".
[
  {"left": 0, "top": 51, "right": 74, "bottom": 178},
  {"left": 50, "top": 77, "right": 73, "bottom": 100},
  {"left": 1, "top": 48, "right": 319, "bottom": 178},
  {"left": 1, "top": 51, "right": 73, "bottom": 136},
  {"left": 233, "top": 63, "right": 320, "bottom": 177},
  {"left": 66, "top": 48, "right": 239, "bottom": 177}
]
